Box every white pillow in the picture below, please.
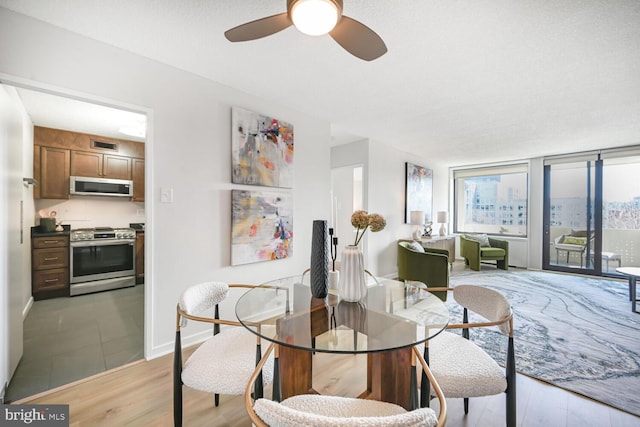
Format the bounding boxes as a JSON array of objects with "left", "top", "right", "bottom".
[
  {"left": 465, "top": 234, "right": 491, "bottom": 247},
  {"left": 407, "top": 240, "right": 425, "bottom": 253}
]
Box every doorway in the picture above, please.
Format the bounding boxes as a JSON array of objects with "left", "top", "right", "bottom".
[
  {"left": 543, "top": 150, "right": 640, "bottom": 276},
  {"left": 331, "top": 164, "right": 364, "bottom": 254},
  {"left": 1, "top": 83, "right": 148, "bottom": 402}
]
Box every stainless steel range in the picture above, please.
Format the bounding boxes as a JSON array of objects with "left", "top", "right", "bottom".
[{"left": 70, "top": 227, "right": 136, "bottom": 296}]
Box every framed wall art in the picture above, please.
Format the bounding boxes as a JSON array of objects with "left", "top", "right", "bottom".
[
  {"left": 404, "top": 162, "right": 433, "bottom": 223},
  {"left": 231, "top": 189, "right": 293, "bottom": 265},
  {"left": 231, "top": 106, "right": 294, "bottom": 188}
]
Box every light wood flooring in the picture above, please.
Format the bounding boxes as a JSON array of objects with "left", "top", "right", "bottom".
[{"left": 14, "top": 345, "right": 640, "bottom": 427}]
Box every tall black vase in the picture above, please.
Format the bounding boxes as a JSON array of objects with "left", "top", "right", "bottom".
[{"left": 310, "top": 220, "right": 329, "bottom": 298}]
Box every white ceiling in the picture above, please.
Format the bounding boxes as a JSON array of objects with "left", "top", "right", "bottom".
[
  {"left": 15, "top": 88, "right": 147, "bottom": 142},
  {"left": 2, "top": 0, "right": 639, "bottom": 166}
]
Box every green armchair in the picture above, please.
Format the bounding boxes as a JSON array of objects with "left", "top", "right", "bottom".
[
  {"left": 460, "top": 234, "right": 509, "bottom": 271},
  {"left": 397, "top": 241, "right": 449, "bottom": 301}
]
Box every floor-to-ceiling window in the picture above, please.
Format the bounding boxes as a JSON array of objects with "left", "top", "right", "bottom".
[{"left": 543, "top": 149, "right": 640, "bottom": 276}]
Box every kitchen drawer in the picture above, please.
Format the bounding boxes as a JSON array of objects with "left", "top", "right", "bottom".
[
  {"left": 33, "top": 268, "right": 68, "bottom": 292},
  {"left": 33, "top": 247, "right": 69, "bottom": 270},
  {"left": 33, "top": 235, "right": 68, "bottom": 249}
]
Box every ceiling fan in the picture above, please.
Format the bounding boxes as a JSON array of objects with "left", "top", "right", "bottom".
[{"left": 224, "top": 0, "right": 387, "bottom": 61}]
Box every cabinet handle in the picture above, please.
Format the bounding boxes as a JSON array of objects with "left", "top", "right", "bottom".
[
  {"left": 44, "top": 257, "right": 59, "bottom": 261},
  {"left": 44, "top": 240, "right": 58, "bottom": 244},
  {"left": 44, "top": 278, "right": 59, "bottom": 283}
]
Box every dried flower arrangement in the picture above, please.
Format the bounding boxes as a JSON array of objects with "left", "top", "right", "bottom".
[{"left": 350, "top": 210, "right": 386, "bottom": 246}]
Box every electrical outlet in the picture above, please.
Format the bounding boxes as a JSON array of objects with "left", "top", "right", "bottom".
[
  {"left": 160, "top": 188, "right": 173, "bottom": 203},
  {"left": 136, "top": 209, "right": 145, "bottom": 217}
]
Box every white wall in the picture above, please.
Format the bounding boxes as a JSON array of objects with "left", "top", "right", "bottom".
[
  {"left": 0, "top": 84, "right": 27, "bottom": 393},
  {"left": 0, "top": 8, "right": 331, "bottom": 359},
  {"left": 331, "top": 139, "right": 445, "bottom": 277}
]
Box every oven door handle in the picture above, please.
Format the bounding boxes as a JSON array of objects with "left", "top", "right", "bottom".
[{"left": 70, "top": 239, "right": 135, "bottom": 247}]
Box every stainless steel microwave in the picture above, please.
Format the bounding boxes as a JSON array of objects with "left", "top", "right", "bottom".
[{"left": 70, "top": 176, "right": 133, "bottom": 197}]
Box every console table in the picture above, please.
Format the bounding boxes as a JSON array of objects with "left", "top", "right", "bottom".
[{"left": 421, "top": 236, "right": 456, "bottom": 263}]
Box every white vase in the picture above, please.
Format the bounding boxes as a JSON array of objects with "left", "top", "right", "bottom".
[{"left": 338, "top": 245, "right": 367, "bottom": 302}]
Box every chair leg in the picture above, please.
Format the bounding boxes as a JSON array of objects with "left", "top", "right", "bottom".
[
  {"left": 410, "top": 364, "right": 419, "bottom": 410},
  {"left": 464, "top": 397, "right": 469, "bottom": 414},
  {"left": 506, "top": 336, "right": 517, "bottom": 427},
  {"left": 214, "top": 393, "right": 220, "bottom": 407},
  {"left": 420, "top": 346, "right": 430, "bottom": 408},
  {"left": 255, "top": 343, "right": 264, "bottom": 399},
  {"left": 173, "top": 331, "right": 183, "bottom": 427},
  {"left": 273, "top": 355, "right": 281, "bottom": 402}
]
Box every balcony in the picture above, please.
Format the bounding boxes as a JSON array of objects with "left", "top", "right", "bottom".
[{"left": 550, "top": 227, "right": 640, "bottom": 273}]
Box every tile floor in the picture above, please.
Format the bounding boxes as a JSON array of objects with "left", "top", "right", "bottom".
[{"left": 6, "top": 284, "right": 144, "bottom": 402}]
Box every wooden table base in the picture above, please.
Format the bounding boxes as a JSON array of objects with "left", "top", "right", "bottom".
[{"left": 278, "top": 344, "right": 413, "bottom": 410}]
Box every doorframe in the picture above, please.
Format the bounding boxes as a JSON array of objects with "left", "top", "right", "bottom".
[
  {"left": 0, "top": 72, "right": 154, "bottom": 363},
  {"left": 542, "top": 157, "right": 605, "bottom": 276}
]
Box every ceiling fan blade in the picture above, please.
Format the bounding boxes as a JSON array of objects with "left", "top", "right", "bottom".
[
  {"left": 225, "top": 12, "right": 292, "bottom": 42},
  {"left": 329, "top": 16, "right": 387, "bottom": 61}
]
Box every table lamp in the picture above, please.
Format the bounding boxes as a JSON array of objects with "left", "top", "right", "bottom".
[
  {"left": 410, "top": 210, "right": 425, "bottom": 240},
  {"left": 437, "top": 211, "right": 448, "bottom": 236}
]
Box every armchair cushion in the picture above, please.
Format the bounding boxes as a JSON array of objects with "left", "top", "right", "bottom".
[
  {"left": 479, "top": 247, "right": 506, "bottom": 260},
  {"left": 464, "top": 233, "right": 491, "bottom": 247},
  {"left": 407, "top": 240, "right": 425, "bottom": 253},
  {"left": 570, "top": 229, "right": 589, "bottom": 237},
  {"left": 562, "top": 236, "right": 586, "bottom": 245}
]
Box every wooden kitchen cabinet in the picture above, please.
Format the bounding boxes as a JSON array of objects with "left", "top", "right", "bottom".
[
  {"left": 135, "top": 231, "right": 144, "bottom": 284},
  {"left": 34, "top": 126, "right": 144, "bottom": 200},
  {"left": 36, "top": 146, "right": 70, "bottom": 199},
  {"left": 131, "top": 158, "right": 145, "bottom": 202},
  {"left": 32, "top": 234, "right": 69, "bottom": 300},
  {"left": 70, "top": 151, "right": 132, "bottom": 180}
]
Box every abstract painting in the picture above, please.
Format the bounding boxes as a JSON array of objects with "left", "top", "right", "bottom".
[
  {"left": 231, "top": 189, "right": 293, "bottom": 265},
  {"left": 405, "top": 162, "right": 433, "bottom": 223},
  {"left": 231, "top": 106, "right": 294, "bottom": 188}
]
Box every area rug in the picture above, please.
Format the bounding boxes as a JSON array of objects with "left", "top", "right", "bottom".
[{"left": 448, "top": 268, "right": 640, "bottom": 416}]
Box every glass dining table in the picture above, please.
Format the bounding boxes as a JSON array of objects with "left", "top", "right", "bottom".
[{"left": 235, "top": 274, "right": 449, "bottom": 409}]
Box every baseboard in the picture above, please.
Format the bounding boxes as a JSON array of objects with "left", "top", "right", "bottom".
[
  {"left": 148, "top": 328, "right": 215, "bottom": 360},
  {"left": 22, "top": 296, "right": 34, "bottom": 320}
]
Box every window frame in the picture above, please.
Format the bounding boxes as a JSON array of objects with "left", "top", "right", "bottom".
[{"left": 453, "top": 163, "right": 529, "bottom": 238}]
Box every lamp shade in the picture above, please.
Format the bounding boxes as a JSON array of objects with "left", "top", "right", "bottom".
[
  {"left": 437, "top": 211, "right": 448, "bottom": 223},
  {"left": 410, "top": 210, "right": 425, "bottom": 225}
]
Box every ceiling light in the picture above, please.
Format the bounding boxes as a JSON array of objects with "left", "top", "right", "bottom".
[{"left": 290, "top": 0, "right": 340, "bottom": 36}]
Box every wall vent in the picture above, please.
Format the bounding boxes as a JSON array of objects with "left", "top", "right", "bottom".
[{"left": 91, "top": 139, "right": 119, "bottom": 151}]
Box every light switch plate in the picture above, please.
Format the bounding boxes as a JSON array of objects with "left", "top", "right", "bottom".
[{"left": 160, "top": 188, "right": 173, "bottom": 203}]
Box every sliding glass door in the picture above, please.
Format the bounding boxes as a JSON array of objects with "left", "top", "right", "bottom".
[
  {"left": 601, "top": 156, "right": 640, "bottom": 273},
  {"left": 544, "top": 158, "right": 597, "bottom": 273},
  {"left": 543, "top": 151, "right": 640, "bottom": 276}
]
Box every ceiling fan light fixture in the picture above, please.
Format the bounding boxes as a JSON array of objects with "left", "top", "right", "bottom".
[{"left": 290, "top": 0, "right": 340, "bottom": 36}]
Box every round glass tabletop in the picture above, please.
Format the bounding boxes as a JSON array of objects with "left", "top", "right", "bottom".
[{"left": 236, "top": 274, "right": 449, "bottom": 354}]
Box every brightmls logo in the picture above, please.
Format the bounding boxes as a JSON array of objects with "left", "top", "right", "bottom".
[{"left": 1, "top": 405, "right": 68, "bottom": 426}]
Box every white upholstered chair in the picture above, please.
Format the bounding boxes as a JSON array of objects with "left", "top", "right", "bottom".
[
  {"left": 423, "top": 284, "right": 516, "bottom": 426},
  {"left": 245, "top": 342, "right": 447, "bottom": 427},
  {"left": 173, "top": 281, "right": 274, "bottom": 427}
]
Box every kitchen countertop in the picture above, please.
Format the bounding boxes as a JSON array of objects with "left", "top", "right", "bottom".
[{"left": 31, "top": 224, "right": 71, "bottom": 237}]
